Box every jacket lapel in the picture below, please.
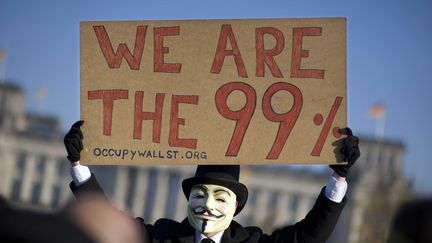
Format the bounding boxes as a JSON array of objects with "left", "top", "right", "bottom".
[
  {"left": 221, "top": 221, "right": 250, "bottom": 243},
  {"left": 178, "top": 219, "right": 195, "bottom": 243}
]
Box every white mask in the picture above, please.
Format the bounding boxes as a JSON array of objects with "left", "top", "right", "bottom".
[{"left": 187, "top": 184, "right": 237, "bottom": 235}]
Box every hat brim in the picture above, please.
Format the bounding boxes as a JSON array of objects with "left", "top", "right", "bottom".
[{"left": 182, "top": 177, "right": 248, "bottom": 216}]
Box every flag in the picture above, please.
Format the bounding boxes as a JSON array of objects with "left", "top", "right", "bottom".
[
  {"left": 0, "top": 49, "right": 5, "bottom": 61},
  {"left": 367, "top": 103, "right": 385, "bottom": 119},
  {"left": 36, "top": 86, "right": 48, "bottom": 103}
]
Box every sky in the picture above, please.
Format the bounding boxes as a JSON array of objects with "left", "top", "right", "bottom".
[{"left": 0, "top": 0, "right": 431, "bottom": 193}]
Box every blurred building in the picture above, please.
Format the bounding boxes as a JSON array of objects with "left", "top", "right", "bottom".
[
  {"left": 0, "top": 82, "right": 71, "bottom": 210},
  {"left": 0, "top": 82, "right": 410, "bottom": 243}
]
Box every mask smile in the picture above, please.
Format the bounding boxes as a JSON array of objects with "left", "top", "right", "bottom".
[{"left": 193, "top": 207, "right": 224, "bottom": 220}]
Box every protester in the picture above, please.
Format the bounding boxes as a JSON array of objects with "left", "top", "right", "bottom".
[
  {"left": 386, "top": 198, "right": 432, "bottom": 243},
  {"left": 64, "top": 120, "right": 360, "bottom": 243},
  {"left": 0, "top": 193, "right": 143, "bottom": 243}
]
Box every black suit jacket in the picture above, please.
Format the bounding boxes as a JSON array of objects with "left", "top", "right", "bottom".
[{"left": 71, "top": 174, "right": 346, "bottom": 243}]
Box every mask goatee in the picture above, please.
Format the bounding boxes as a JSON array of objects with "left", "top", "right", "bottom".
[{"left": 202, "top": 220, "right": 207, "bottom": 233}]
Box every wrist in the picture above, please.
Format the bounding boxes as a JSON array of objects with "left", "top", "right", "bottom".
[
  {"left": 71, "top": 161, "right": 80, "bottom": 167},
  {"left": 70, "top": 163, "right": 91, "bottom": 186},
  {"left": 332, "top": 172, "right": 346, "bottom": 181},
  {"left": 325, "top": 175, "right": 348, "bottom": 203}
]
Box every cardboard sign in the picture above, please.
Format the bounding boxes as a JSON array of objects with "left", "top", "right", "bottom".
[{"left": 80, "top": 18, "right": 346, "bottom": 165}]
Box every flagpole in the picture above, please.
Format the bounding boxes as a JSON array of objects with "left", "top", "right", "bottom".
[
  {"left": 0, "top": 49, "right": 7, "bottom": 83},
  {"left": 375, "top": 112, "right": 385, "bottom": 141},
  {"left": 367, "top": 102, "right": 386, "bottom": 140}
]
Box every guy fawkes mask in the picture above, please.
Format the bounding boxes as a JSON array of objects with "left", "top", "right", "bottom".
[{"left": 187, "top": 184, "right": 238, "bottom": 235}]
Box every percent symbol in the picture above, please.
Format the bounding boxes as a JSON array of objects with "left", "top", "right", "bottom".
[{"left": 310, "top": 96, "right": 343, "bottom": 156}]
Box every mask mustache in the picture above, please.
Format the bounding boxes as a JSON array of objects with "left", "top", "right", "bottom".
[{"left": 193, "top": 208, "right": 224, "bottom": 219}]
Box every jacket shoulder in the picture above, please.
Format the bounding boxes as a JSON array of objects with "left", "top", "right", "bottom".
[
  {"left": 154, "top": 218, "right": 183, "bottom": 229},
  {"left": 244, "top": 226, "right": 264, "bottom": 237},
  {"left": 153, "top": 218, "right": 187, "bottom": 239}
]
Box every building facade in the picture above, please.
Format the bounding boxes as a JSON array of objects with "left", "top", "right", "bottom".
[{"left": 0, "top": 82, "right": 409, "bottom": 242}]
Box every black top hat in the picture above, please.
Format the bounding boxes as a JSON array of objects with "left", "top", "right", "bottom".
[{"left": 182, "top": 165, "right": 248, "bottom": 216}]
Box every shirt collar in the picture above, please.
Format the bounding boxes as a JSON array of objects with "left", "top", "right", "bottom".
[{"left": 195, "top": 230, "right": 224, "bottom": 243}]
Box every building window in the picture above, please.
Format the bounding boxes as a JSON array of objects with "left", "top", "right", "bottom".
[
  {"left": 30, "top": 157, "right": 46, "bottom": 205},
  {"left": 288, "top": 194, "right": 299, "bottom": 213},
  {"left": 16, "top": 153, "right": 26, "bottom": 171},
  {"left": 125, "top": 167, "right": 138, "bottom": 210},
  {"left": 51, "top": 185, "right": 61, "bottom": 207},
  {"left": 36, "top": 157, "right": 46, "bottom": 174},
  {"left": 11, "top": 181, "right": 22, "bottom": 202},
  {"left": 57, "top": 159, "right": 69, "bottom": 177},
  {"left": 11, "top": 152, "right": 26, "bottom": 202},
  {"left": 245, "top": 188, "right": 257, "bottom": 225},
  {"left": 378, "top": 150, "right": 384, "bottom": 165},
  {"left": 165, "top": 172, "right": 180, "bottom": 219},
  {"left": 363, "top": 149, "right": 370, "bottom": 167},
  {"left": 144, "top": 168, "right": 157, "bottom": 220},
  {"left": 269, "top": 191, "right": 278, "bottom": 208},
  {"left": 31, "top": 183, "right": 42, "bottom": 204}
]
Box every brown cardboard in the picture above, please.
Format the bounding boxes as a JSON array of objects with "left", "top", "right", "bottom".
[{"left": 80, "top": 18, "right": 347, "bottom": 165}]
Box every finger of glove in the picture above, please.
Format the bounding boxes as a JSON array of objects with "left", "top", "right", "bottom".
[
  {"left": 69, "top": 127, "right": 83, "bottom": 140},
  {"left": 65, "top": 145, "right": 79, "bottom": 157},
  {"left": 343, "top": 148, "right": 359, "bottom": 165},
  {"left": 70, "top": 137, "right": 83, "bottom": 152},
  {"left": 64, "top": 129, "right": 82, "bottom": 143},
  {"left": 340, "top": 146, "right": 347, "bottom": 161},
  {"left": 65, "top": 137, "right": 83, "bottom": 153},
  {"left": 347, "top": 148, "right": 360, "bottom": 166},
  {"left": 345, "top": 127, "right": 353, "bottom": 137},
  {"left": 65, "top": 142, "right": 80, "bottom": 159},
  {"left": 341, "top": 143, "right": 353, "bottom": 161},
  {"left": 64, "top": 135, "right": 83, "bottom": 151},
  {"left": 69, "top": 132, "right": 83, "bottom": 144},
  {"left": 64, "top": 143, "right": 74, "bottom": 155},
  {"left": 345, "top": 135, "right": 359, "bottom": 146},
  {"left": 341, "top": 136, "right": 359, "bottom": 159},
  {"left": 72, "top": 120, "right": 84, "bottom": 128}
]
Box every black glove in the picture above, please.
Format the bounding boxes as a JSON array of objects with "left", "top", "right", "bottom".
[
  {"left": 330, "top": 127, "right": 360, "bottom": 177},
  {"left": 64, "top": 120, "right": 84, "bottom": 162}
]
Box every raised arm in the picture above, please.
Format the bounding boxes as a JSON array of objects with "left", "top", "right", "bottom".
[
  {"left": 298, "top": 127, "right": 360, "bottom": 242},
  {"left": 264, "top": 128, "right": 360, "bottom": 243},
  {"left": 64, "top": 120, "right": 104, "bottom": 196}
]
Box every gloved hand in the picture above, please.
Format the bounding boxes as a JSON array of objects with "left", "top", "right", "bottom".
[
  {"left": 64, "top": 120, "right": 84, "bottom": 163},
  {"left": 330, "top": 127, "right": 360, "bottom": 178}
]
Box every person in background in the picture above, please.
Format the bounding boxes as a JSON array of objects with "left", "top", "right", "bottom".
[
  {"left": 386, "top": 198, "right": 432, "bottom": 243},
  {"left": 64, "top": 120, "right": 360, "bottom": 243},
  {"left": 0, "top": 193, "right": 143, "bottom": 243}
]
